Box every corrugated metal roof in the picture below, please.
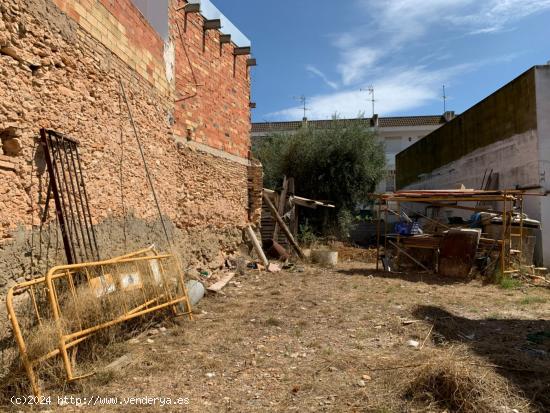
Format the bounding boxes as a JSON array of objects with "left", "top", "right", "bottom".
[{"left": 251, "top": 116, "right": 446, "bottom": 133}]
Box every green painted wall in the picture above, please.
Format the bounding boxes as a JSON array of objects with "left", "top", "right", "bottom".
[{"left": 396, "top": 68, "right": 538, "bottom": 189}]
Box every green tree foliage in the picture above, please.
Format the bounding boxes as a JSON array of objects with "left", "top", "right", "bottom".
[
  {"left": 253, "top": 120, "right": 386, "bottom": 209},
  {"left": 252, "top": 119, "right": 386, "bottom": 236}
]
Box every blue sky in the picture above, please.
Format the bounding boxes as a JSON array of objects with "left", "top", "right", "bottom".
[{"left": 212, "top": 0, "right": 550, "bottom": 122}]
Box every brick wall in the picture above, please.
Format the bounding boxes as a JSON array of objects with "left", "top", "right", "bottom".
[
  {"left": 0, "top": 0, "right": 256, "bottom": 289},
  {"left": 170, "top": 3, "right": 251, "bottom": 158}
]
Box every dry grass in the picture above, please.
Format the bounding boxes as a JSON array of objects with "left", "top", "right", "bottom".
[
  {"left": 3, "top": 257, "right": 550, "bottom": 412},
  {"left": 402, "top": 354, "right": 529, "bottom": 413},
  {"left": 0, "top": 255, "right": 186, "bottom": 403}
]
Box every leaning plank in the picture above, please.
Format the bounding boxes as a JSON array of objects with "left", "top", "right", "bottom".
[
  {"left": 207, "top": 273, "right": 236, "bottom": 293},
  {"left": 245, "top": 225, "right": 269, "bottom": 267},
  {"left": 273, "top": 176, "right": 289, "bottom": 240},
  {"left": 263, "top": 192, "right": 305, "bottom": 259}
]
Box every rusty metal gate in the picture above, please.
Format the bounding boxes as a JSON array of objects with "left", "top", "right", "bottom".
[{"left": 40, "top": 128, "right": 100, "bottom": 264}]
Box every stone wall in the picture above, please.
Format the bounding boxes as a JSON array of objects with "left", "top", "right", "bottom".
[{"left": 0, "top": 0, "right": 255, "bottom": 291}]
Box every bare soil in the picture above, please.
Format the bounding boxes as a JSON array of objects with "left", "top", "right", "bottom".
[{"left": 4, "top": 258, "right": 550, "bottom": 412}]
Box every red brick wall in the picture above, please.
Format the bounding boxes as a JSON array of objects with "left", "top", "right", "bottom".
[
  {"left": 171, "top": 3, "right": 251, "bottom": 158},
  {"left": 49, "top": 0, "right": 252, "bottom": 157}
]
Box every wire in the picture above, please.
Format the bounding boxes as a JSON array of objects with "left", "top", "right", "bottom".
[
  {"left": 175, "top": 17, "right": 199, "bottom": 102},
  {"left": 119, "top": 79, "right": 172, "bottom": 246},
  {"left": 118, "top": 83, "right": 128, "bottom": 250},
  {"left": 28, "top": 141, "right": 38, "bottom": 277}
]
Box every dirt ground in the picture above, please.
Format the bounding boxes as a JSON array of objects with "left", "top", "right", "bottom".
[{"left": 3, "top": 257, "right": 550, "bottom": 412}]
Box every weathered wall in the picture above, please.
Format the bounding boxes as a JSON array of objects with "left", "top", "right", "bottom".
[
  {"left": 396, "top": 68, "right": 537, "bottom": 189},
  {"left": 535, "top": 66, "right": 550, "bottom": 265},
  {"left": 0, "top": 0, "right": 254, "bottom": 291}
]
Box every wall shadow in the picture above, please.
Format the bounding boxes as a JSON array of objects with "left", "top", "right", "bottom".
[{"left": 413, "top": 305, "right": 550, "bottom": 411}]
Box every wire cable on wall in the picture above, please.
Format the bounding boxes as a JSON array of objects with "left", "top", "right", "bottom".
[{"left": 119, "top": 79, "right": 172, "bottom": 247}]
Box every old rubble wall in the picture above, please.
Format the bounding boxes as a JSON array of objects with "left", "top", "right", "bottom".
[{"left": 0, "top": 0, "right": 253, "bottom": 292}]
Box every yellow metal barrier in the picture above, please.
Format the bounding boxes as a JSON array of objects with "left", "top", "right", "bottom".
[{"left": 6, "top": 247, "right": 193, "bottom": 397}]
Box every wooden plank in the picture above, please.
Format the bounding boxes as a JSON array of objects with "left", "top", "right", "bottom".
[
  {"left": 207, "top": 273, "right": 235, "bottom": 293},
  {"left": 245, "top": 225, "right": 269, "bottom": 267},
  {"left": 263, "top": 191, "right": 305, "bottom": 259},
  {"left": 273, "top": 176, "right": 289, "bottom": 240},
  {"left": 388, "top": 241, "right": 430, "bottom": 272}
]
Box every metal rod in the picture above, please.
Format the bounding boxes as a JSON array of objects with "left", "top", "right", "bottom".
[
  {"left": 74, "top": 145, "right": 100, "bottom": 260},
  {"left": 56, "top": 135, "right": 85, "bottom": 262},
  {"left": 40, "top": 129, "right": 74, "bottom": 265},
  {"left": 66, "top": 140, "right": 93, "bottom": 261},
  {"left": 501, "top": 194, "right": 507, "bottom": 274},
  {"left": 6, "top": 287, "right": 41, "bottom": 397},
  {"left": 63, "top": 138, "right": 90, "bottom": 262},
  {"left": 376, "top": 197, "right": 381, "bottom": 271},
  {"left": 50, "top": 135, "right": 79, "bottom": 263}
]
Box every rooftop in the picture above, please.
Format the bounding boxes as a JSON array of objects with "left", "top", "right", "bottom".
[{"left": 251, "top": 115, "right": 448, "bottom": 133}]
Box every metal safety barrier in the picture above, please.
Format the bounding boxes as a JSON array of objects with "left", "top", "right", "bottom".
[{"left": 6, "top": 247, "right": 193, "bottom": 397}]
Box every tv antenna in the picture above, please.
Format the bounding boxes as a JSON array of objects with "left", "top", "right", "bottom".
[
  {"left": 360, "top": 86, "right": 375, "bottom": 117},
  {"left": 294, "top": 95, "right": 309, "bottom": 119},
  {"left": 442, "top": 85, "right": 447, "bottom": 113}
]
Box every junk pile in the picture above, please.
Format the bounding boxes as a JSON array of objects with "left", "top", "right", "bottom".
[
  {"left": 373, "top": 189, "right": 546, "bottom": 280},
  {"left": 244, "top": 187, "right": 336, "bottom": 271}
]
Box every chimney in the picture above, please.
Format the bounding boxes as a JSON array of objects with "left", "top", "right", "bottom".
[
  {"left": 444, "top": 111, "right": 455, "bottom": 122},
  {"left": 371, "top": 114, "right": 379, "bottom": 128}
]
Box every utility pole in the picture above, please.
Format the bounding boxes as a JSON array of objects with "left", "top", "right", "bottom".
[{"left": 360, "top": 86, "right": 375, "bottom": 117}]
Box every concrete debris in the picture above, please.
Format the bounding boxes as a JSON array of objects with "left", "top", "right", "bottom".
[
  {"left": 105, "top": 354, "right": 132, "bottom": 372},
  {"left": 186, "top": 280, "right": 206, "bottom": 305}
]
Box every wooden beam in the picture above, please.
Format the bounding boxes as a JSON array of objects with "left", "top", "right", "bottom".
[
  {"left": 263, "top": 192, "right": 305, "bottom": 259},
  {"left": 273, "top": 176, "right": 289, "bottom": 241},
  {"left": 183, "top": 3, "right": 200, "bottom": 13},
  {"left": 245, "top": 225, "right": 269, "bottom": 267},
  {"left": 220, "top": 34, "right": 232, "bottom": 44}
]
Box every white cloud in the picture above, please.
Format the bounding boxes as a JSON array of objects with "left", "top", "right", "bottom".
[
  {"left": 337, "top": 47, "right": 380, "bottom": 86},
  {"left": 269, "top": 66, "right": 448, "bottom": 120},
  {"left": 306, "top": 65, "right": 339, "bottom": 90},
  {"left": 268, "top": 60, "right": 504, "bottom": 120},
  {"left": 450, "top": 0, "right": 550, "bottom": 33},
  {"left": 270, "top": 0, "right": 550, "bottom": 120}
]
